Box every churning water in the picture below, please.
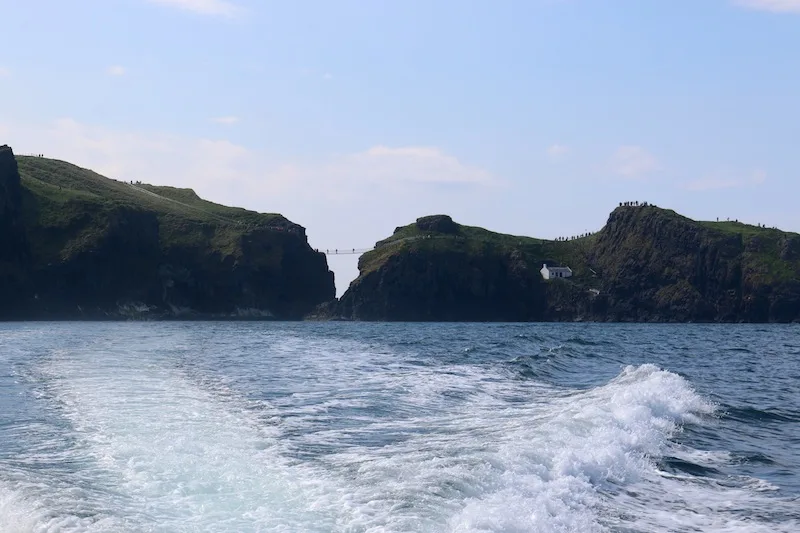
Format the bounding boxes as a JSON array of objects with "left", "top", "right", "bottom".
[{"left": 1, "top": 322, "right": 798, "bottom": 532}]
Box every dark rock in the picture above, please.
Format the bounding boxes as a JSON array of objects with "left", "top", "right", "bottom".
[
  {"left": 591, "top": 207, "right": 744, "bottom": 322},
  {"left": 780, "top": 236, "right": 800, "bottom": 261},
  {"left": 337, "top": 249, "right": 546, "bottom": 321},
  {"left": 331, "top": 207, "right": 800, "bottom": 323},
  {"left": 746, "top": 236, "right": 764, "bottom": 253},
  {"left": 1, "top": 147, "right": 334, "bottom": 320},
  {"left": 415, "top": 215, "right": 458, "bottom": 234},
  {"left": 0, "top": 145, "right": 33, "bottom": 318}
]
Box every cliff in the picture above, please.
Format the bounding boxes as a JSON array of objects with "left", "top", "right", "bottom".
[
  {"left": 0, "top": 146, "right": 31, "bottom": 317},
  {"left": 0, "top": 146, "right": 335, "bottom": 320},
  {"left": 592, "top": 206, "right": 800, "bottom": 322},
  {"left": 330, "top": 210, "right": 800, "bottom": 323}
]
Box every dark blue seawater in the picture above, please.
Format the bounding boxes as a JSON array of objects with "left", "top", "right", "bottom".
[{"left": 1, "top": 322, "right": 798, "bottom": 532}]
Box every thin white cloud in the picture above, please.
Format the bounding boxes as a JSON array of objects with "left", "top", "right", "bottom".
[
  {"left": 263, "top": 146, "right": 496, "bottom": 206},
  {"left": 547, "top": 144, "right": 569, "bottom": 159},
  {"left": 2, "top": 120, "right": 494, "bottom": 195},
  {"left": 609, "top": 145, "right": 660, "bottom": 179},
  {"left": 0, "top": 67, "right": 10, "bottom": 77},
  {"left": 345, "top": 145, "right": 495, "bottom": 185},
  {"left": 686, "top": 169, "right": 768, "bottom": 191},
  {"left": 322, "top": 73, "right": 334, "bottom": 80},
  {"left": 107, "top": 66, "right": 126, "bottom": 77},
  {"left": 1, "top": 118, "right": 252, "bottom": 197},
  {"left": 146, "top": 0, "right": 243, "bottom": 17},
  {"left": 734, "top": 0, "right": 800, "bottom": 13},
  {"left": 99, "top": 123, "right": 244, "bottom": 198},
  {"left": 212, "top": 116, "right": 240, "bottom": 125}
]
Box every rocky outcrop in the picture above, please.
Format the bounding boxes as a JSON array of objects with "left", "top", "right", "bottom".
[
  {"left": 781, "top": 236, "right": 800, "bottom": 261},
  {"left": 337, "top": 249, "right": 547, "bottom": 321},
  {"left": 329, "top": 208, "right": 800, "bottom": 323},
  {"left": 0, "top": 146, "right": 335, "bottom": 320},
  {"left": 0, "top": 146, "right": 23, "bottom": 232},
  {"left": 0, "top": 146, "right": 32, "bottom": 317},
  {"left": 415, "top": 214, "right": 459, "bottom": 235},
  {"left": 592, "top": 207, "right": 800, "bottom": 322},
  {"left": 590, "top": 207, "right": 744, "bottom": 322}
]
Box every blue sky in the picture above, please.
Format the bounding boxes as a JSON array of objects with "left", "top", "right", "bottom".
[{"left": 2, "top": 0, "right": 799, "bottom": 294}]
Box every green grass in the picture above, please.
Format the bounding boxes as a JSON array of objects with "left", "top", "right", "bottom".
[
  {"left": 137, "top": 183, "right": 283, "bottom": 226},
  {"left": 16, "top": 156, "right": 283, "bottom": 227},
  {"left": 357, "top": 207, "right": 800, "bottom": 289},
  {"left": 699, "top": 220, "right": 786, "bottom": 240},
  {"left": 698, "top": 220, "right": 799, "bottom": 284},
  {"left": 20, "top": 189, "right": 120, "bottom": 261},
  {"left": 359, "top": 218, "right": 598, "bottom": 279},
  {"left": 15, "top": 155, "right": 293, "bottom": 263}
]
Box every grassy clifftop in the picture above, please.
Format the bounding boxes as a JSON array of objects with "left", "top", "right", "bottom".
[
  {"left": 16, "top": 156, "right": 294, "bottom": 259},
  {"left": 360, "top": 214, "right": 597, "bottom": 280},
  {"left": 16, "top": 157, "right": 282, "bottom": 223},
  {"left": 336, "top": 208, "right": 800, "bottom": 322},
  {"left": 601, "top": 205, "right": 800, "bottom": 286},
  {"left": 2, "top": 149, "right": 334, "bottom": 319}
]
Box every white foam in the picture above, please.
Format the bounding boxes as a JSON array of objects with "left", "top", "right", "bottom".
[
  {"left": 0, "top": 482, "right": 123, "bottom": 533},
  {"left": 0, "top": 485, "right": 42, "bottom": 533},
  {"left": 31, "top": 343, "right": 333, "bottom": 532},
  {"left": 2, "top": 329, "right": 797, "bottom": 533},
  {"left": 440, "top": 364, "right": 717, "bottom": 532}
]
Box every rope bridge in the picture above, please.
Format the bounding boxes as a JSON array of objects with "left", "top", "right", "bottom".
[
  {"left": 319, "top": 248, "right": 374, "bottom": 255},
  {"left": 318, "top": 234, "right": 460, "bottom": 256}
]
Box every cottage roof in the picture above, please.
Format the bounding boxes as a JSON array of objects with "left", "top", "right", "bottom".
[{"left": 542, "top": 264, "right": 572, "bottom": 272}]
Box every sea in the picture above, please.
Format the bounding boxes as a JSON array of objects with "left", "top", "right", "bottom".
[{"left": 0, "top": 322, "right": 798, "bottom": 533}]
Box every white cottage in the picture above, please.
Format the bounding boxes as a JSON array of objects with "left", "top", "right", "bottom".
[{"left": 540, "top": 264, "right": 573, "bottom": 280}]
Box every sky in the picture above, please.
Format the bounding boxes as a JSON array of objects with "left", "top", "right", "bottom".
[{"left": 1, "top": 0, "right": 799, "bottom": 295}]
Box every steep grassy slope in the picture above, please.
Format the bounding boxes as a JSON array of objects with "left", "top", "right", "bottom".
[
  {"left": 332, "top": 209, "right": 800, "bottom": 322},
  {"left": 1, "top": 147, "right": 334, "bottom": 319}
]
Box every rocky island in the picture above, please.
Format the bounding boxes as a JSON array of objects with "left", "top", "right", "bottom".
[
  {"left": 0, "top": 145, "right": 335, "bottom": 320},
  {"left": 326, "top": 210, "right": 800, "bottom": 323}
]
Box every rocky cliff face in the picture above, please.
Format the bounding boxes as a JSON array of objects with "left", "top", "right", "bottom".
[
  {"left": 592, "top": 207, "right": 800, "bottom": 322},
  {"left": 591, "top": 207, "right": 743, "bottom": 321},
  {"left": 334, "top": 215, "right": 589, "bottom": 322},
  {"left": 0, "top": 146, "right": 335, "bottom": 320},
  {"left": 0, "top": 146, "right": 32, "bottom": 317},
  {"left": 337, "top": 247, "right": 547, "bottom": 321},
  {"left": 330, "top": 210, "right": 800, "bottom": 323}
]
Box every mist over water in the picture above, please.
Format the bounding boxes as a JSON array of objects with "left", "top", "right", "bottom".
[{"left": 1, "top": 323, "right": 798, "bottom": 532}]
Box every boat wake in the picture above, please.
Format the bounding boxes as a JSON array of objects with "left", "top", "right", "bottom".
[{"left": 1, "top": 327, "right": 797, "bottom": 532}]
